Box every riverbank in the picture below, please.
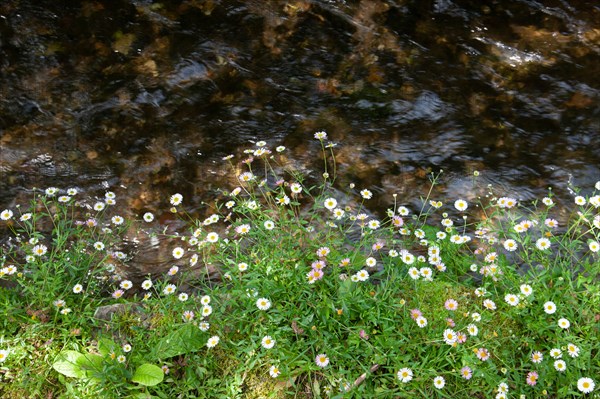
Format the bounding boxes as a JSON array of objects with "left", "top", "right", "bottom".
[{"left": 1, "top": 137, "right": 598, "bottom": 398}]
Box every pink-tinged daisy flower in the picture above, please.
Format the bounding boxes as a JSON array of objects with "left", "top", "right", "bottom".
[
  {"left": 475, "top": 347, "right": 490, "bottom": 361},
  {"left": 526, "top": 371, "right": 538, "bottom": 386},
  {"left": 311, "top": 260, "right": 326, "bottom": 270},
  {"left": 444, "top": 299, "right": 458, "bottom": 311},
  {"left": 307, "top": 269, "right": 324, "bottom": 283},
  {"left": 410, "top": 309, "right": 422, "bottom": 320},
  {"left": 372, "top": 241, "right": 384, "bottom": 251},
  {"left": 460, "top": 366, "right": 472, "bottom": 380},
  {"left": 182, "top": 310, "right": 195, "bottom": 322}
]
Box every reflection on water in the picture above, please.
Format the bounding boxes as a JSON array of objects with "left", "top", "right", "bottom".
[{"left": 1, "top": 0, "right": 599, "bottom": 221}]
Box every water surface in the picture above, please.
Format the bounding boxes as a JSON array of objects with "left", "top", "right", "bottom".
[{"left": 1, "top": 0, "right": 599, "bottom": 220}]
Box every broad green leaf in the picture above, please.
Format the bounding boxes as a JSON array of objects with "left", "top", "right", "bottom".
[
  {"left": 152, "top": 323, "right": 205, "bottom": 359},
  {"left": 53, "top": 350, "right": 86, "bottom": 378},
  {"left": 131, "top": 364, "right": 164, "bottom": 386},
  {"left": 76, "top": 353, "right": 105, "bottom": 380}
]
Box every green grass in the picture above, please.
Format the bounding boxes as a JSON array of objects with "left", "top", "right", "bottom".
[{"left": 1, "top": 135, "right": 599, "bottom": 398}]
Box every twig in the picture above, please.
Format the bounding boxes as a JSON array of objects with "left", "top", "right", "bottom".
[{"left": 351, "top": 364, "right": 380, "bottom": 389}]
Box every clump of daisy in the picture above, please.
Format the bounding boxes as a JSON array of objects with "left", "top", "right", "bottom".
[
  {"left": 543, "top": 301, "right": 557, "bottom": 314},
  {"left": 476, "top": 347, "right": 490, "bottom": 361},
  {"left": 558, "top": 318, "right": 570, "bottom": 329},
  {"left": 314, "top": 131, "right": 327, "bottom": 140},
  {"left": 397, "top": 367, "right": 413, "bottom": 383},
  {"left": 163, "top": 284, "right": 176, "bottom": 295},
  {"left": 269, "top": 365, "right": 281, "bottom": 378},
  {"left": 323, "top": 198, "right": 337, "bottom": 210},
  {"left": 415, "top": 316, "right": 428, "bottom": 328},
  {"left": 531, "top": 351, "right": 543, "bottom": 364},
  {"left": 444, "top": 298, "right": 458, "bottom": 311},
  {"left": 526, "top": 371, "right": 538, "bottom": 386},
  {"left": 454, "top": 199, "right": 468, "bottom": 211},
  {"left": 577, "top": 377, "right": 595, "bottom": 394},
  {"left": 256, "top": 298, "right": 271, "bottom": 311},
  {"left": 460, "top": 366, "right": 472, "bottom": 380},
  {"left": 315, "top": 353, "right": 329, "bottom": 368},
  {"left": 170, "top": 193, "right": 183, "bottom": 206},
  {"left": 206, "top": 336, "right": 220, "bottom": 348},
  {"left": 143, "top": 212, "right": 154, "bottom": 222},
  {"left": 504, "top": 294, "right": 519, "bottom": 306},
  {"left": 535, "top": 238, "right": 551, "bottom": 251},
  {"left": 360, "top": 189, "right": 372, "bottom": 199},
  {"left": 172, "top": 247, "right": 184, "bottom": 259},
  {"left": 567, "top": 343, "right": 580, "bottom": 357},
  {"left": 261, "top": 336, "right": 275, "bottom": 349}
]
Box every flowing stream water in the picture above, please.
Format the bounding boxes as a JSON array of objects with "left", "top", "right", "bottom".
[{"left": 1, "top": 0, "right": 599, "bottom": 232}]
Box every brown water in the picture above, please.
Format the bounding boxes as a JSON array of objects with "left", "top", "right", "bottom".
[{"left": 1, "top": 0, "right": 599, "bottom": 220}]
